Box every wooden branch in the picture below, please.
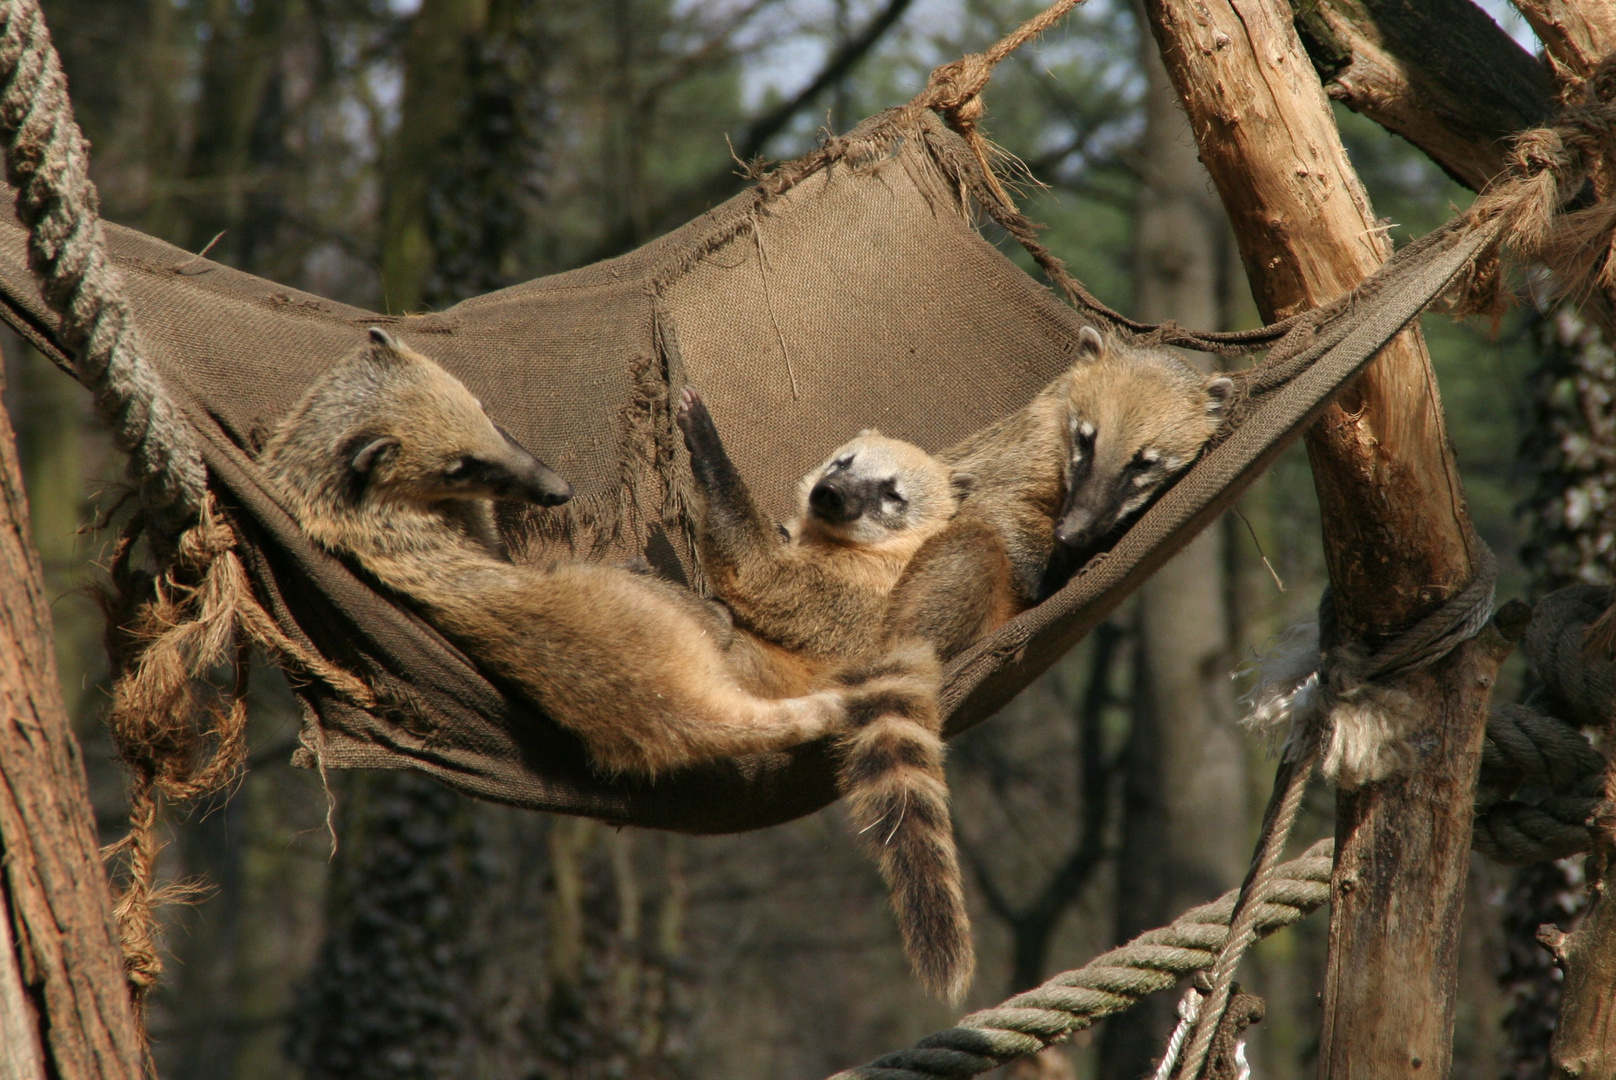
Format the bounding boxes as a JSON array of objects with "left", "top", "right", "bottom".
[
  {"left": 1291, "top": 0, "right": 1554, "bottom": 190},
  {"left": 1542, "top": 831, "right": 1616, "bottom": 1080},
  {"left": 1511, "top": 0, "right": 1616, "bottom": 80},
  {"left": 0, "top": 372, "right": 142, "bottom": 1078},
  {"left": 1537, "top": 11, "right": 1616, "bottom": 1071},
  {"left": 1140, "top": 1, "right": 1495, "bottom": 1075}
]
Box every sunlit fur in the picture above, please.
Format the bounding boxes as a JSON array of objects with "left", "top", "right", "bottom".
[
  {"left": 941, "top": 326, "right": 1233, "bottom": 603},
  {"left": 261, "top": 333, "right": 865, "bottom": 778},
  {"left": 678, "top": 389, "right": 973, "bottom": 1000},
  {"left": 685, "top": 404, "right": 965, "bottom": 662}
]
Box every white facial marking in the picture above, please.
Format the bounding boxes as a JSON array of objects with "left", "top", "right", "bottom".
[{"left": 1078, "top": 421, "right": 1096, "bottom": 440}]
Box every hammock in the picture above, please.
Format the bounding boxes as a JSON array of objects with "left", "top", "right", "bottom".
[{"left": 0, "top": 100, "right": 1495, "bottom": 834}]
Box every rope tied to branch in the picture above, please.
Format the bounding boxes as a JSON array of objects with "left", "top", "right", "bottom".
[
  {"left": 1163, "top": 546, "right": 1500, "bottom": 1080},
  {"left": 1460, "top": 53, "right": 1616, "bottom": 322}
]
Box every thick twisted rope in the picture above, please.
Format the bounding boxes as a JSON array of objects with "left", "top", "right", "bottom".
[
  {"left": 1174, "top": 552, "right": 1498, "bottom": 1079},
  {"left": 826, "top": 841, "right": 1333, "bottom": 1080},
  {"left": 0, "top": 0, "right": 205, "bottom": 542},
  {"left": 0, "top": 0, "right": 385, "bottom": 1022},
  {"left": 1474, "top": 702, "right": 1606, "bottom": 863}
]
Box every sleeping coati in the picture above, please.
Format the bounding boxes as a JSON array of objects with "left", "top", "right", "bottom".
[
  {"left": 259, "top": 331, "right": 964, "bottom": 999},
  {"left": 672, "top": 328, "right": 1230, "bottom": 997},
  {"left": 677, "top": 389, "right": 974, "bottom": 1000}
]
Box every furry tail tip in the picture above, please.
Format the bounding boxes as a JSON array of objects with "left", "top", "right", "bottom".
[{"left": 836, "top": 643, "right": 975, "bottom": 1001}]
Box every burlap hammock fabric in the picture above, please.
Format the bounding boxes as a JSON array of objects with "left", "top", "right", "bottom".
[{"left": 0, "top": 81, "right": 1498, "bottom": 835}]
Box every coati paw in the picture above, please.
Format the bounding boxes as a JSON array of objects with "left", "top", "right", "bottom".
[{"left": 675, "top": 386, "right": 718, "bottom": 449}]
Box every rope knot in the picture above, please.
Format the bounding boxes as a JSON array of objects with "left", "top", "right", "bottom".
[
  {"left": 1509, "top": 128, "right": 1567, "bottom": 178},
  {"left": 1590, "top": 53, "right": 1616, "bottom": 105},
  {"left": 176, "top": 508, "right": 236, "bottom": 567},
  {"left": 917, "top": 55, "right": 994, "bottom": 123}
]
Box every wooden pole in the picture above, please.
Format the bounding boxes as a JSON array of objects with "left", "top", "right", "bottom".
[
  {"left": 0, "top": 371, "right": 142, "bottom": 1078},
  {"left": 1506, "top": 7, "right": 1616, "bottom": 1074},
  {"left": 1510, "top": 0, "right": 1616, "bottom": 81},
  {"left": 1139, "top": 1, "right": 1496, "bottom": 1075},
  {"left": 1289, "top": 0, "right": 1553, "bottom": 192}
]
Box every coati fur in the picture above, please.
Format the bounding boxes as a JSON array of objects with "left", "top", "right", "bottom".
[
  {"left": 678, "top": 389, "right": 967, "bottom": 661},
  {"left": 676, "top": 388, "right": 974, "bottom": 1000},
  {"left": 257, "top": 330, "right": 939, "bottom": 784},
  {"left": 936, "top": 325, "right": 1234, "bottom": 605}
]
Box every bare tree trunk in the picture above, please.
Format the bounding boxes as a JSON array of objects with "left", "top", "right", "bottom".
[
  {"left": 1288, "top": 0, "right": 1552, "bottom": 192},
  {"left": 0, "top": 365, "right": 142, "bottom": 1080},
  {"left": 1511, "top": 10, "right": 1616, "bottom": 1075},
  {"left": 1099, "top": 36, "right": 1248, "bottom": 1079},
  {"left": 1510, "top": 0, "right": 1616, "bottom": 82},
  {"left": 1140, "top": 1, "right": 1496, "bottom": 1076}
]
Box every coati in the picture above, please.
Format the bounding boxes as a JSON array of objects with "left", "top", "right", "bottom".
[
  {"left": 935, "top": 324, "right": 1234, "bottom": 605},
  {"left": 700, "top": 327, "right": 1233, "bottom": 667},
  {"left": 676, "top": 389, "right": 974, "bottom": 1000},
  {"left": 257, "top": 329, "right": 936, "bottom": 783},
  {"left": 678, "top": 388, "right": 967, "bottom": 659}
]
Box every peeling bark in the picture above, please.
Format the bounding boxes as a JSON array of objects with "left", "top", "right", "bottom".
[{"left": 1141, "top": 0, "right": 1493, "bottom": 1075}]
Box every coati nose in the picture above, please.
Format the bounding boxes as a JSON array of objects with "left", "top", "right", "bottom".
[
  {"left": 809, "top": 478, "right": 862, "bottom": 524},
  {"left": 512, "top": 457, "right": 572, "bottom": 506},
  {"left": 525, "top": 465, "right": 573, "bottom": 507},
  {"left": 1054, "top": 511, "right": 1096, "bottom": 549}
]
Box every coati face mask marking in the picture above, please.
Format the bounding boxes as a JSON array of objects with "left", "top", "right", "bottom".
[
  {"left": 341, "top": 328, "right": 575, "bottom": 509},
  {"left": 796, "top": 431, "right": 960, "bottom": 547},
  {"left": 1053, "top": 330, "right": 1234, "bottom": 553}
]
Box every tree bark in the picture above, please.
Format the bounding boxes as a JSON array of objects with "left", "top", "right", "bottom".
[
  {"left": 1290, "top": 0, "right": 1554, "bottom": 191},
  {"left": 1540, "top": 837, "right": 1616, "bottom": 1080},
  {"left": 0, "top": 367, "right": 142, "bottom": 1078},
  {"left": 1510, "top": 0, "right": 1616, "bottom": 81},
  {"left": 1140, "top": 1, "right": 1492, "bottom": 1076},
  {"left": 1523, "top": 11, "right": 1616, "bottom": 1074},
  {"left": 1100, "top": 37, "right": 1248, "bottom": 1079}
]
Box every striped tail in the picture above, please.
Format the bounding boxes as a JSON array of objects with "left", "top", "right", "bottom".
[{"left": 835, "top": 641, "right": 974, "bottom": 1000}]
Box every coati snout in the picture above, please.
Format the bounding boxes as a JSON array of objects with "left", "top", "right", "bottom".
[
  {"left": 1051, "top": 327, "right": 1233, "bottom": 554},
  {"left": 796, "top": 433, "right": 966, "bottom": 548},
  {"left": 339, "top": 328, "right": 574, "bottom": 508}
]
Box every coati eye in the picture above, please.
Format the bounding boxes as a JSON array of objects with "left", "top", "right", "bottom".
[
  {"left": 832, "top": 454, "right": 855, "bottom": 471},
  {"left": 881, "top": 479, "right": 906, "bottom": 508},
  {"left": 444, "top": 456, "right": 475, "bottom": 481},
  {"left": 1130, "top": 450, "right": 1161, "bottom": 473}
]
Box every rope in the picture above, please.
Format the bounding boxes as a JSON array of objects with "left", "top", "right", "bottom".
[
  {"left": 1457, "top": 54, "right": 1616, "bottom": 321},
  {"left": 1474, "top": 702, "right": 1605, "bottom": 864},
  {"left": 0, "top": 0, "right": 205, "bottom": 543},
  {"left": 0, "top": 0, "right": 383, "bottom": 1023},
  {"left": 1174, "top": 547, "right": 1497, "bottom": 1079},
  {"left": 908, "top": 0, "right": 1081, "bottom": 210},
  {"left": 1172, "top": 734, "right": 1316, "bottom": 1080},
  {"left": 1152, "top": 991, "right": 1201, "bottom": 1080},
  {"left": 825, "top": 841, "right": 1333, "bottom": 1080}
]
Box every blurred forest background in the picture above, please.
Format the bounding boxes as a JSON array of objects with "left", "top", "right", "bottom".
[{"left": 0, "top": 0, "right": 1600, "bottom": 1077}]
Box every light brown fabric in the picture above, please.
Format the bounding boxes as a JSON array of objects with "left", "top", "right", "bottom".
[{"left": 0, "top": 108, "right": 1494, "bottom": 831}]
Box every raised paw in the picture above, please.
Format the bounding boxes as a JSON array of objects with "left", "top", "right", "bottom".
[{"left": 676, "top": 385, "right": 723, "bottom": 460}]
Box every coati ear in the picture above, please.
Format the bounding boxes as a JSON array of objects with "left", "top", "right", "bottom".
[
  {"left": 950, "top": 472, "right": 977, "bottom": 500},
  {"left": 367, "top": 327, "right": 406, "bottom": 360},
  {"left": 349, "top": 435, "right": 400, "bottom": 477},
  {"left": 1204, "top": 376, "right": 1235, "bottom": 420},
  {"left": 858, "top": 428, "right": 881, "bottom": 438},
  {"left": 1076, "top": 325, "right": 1105, "bottom": 359}
]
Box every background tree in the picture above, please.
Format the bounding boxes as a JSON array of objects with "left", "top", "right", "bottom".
[{"left": 1, "top": 1, "right": 1569, "bottom": 1076}]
